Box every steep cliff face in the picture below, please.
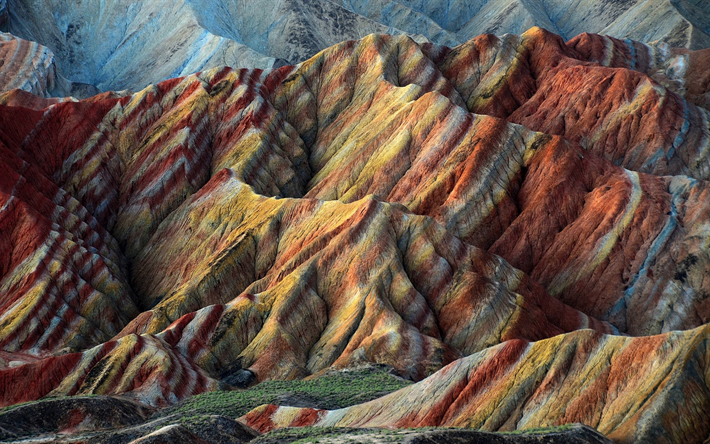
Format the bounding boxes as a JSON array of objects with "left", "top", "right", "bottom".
[{"left": 2, "top": 28, "right": 710, "bottom": 443}]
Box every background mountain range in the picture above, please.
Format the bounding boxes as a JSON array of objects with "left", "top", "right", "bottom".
[{"left": 2, "top": 0, "right": 710, "bottom": 92}]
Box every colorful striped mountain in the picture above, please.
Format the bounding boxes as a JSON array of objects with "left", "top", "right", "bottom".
[{"left": 1, "top": 24, "right": 710, "bottom": 444}]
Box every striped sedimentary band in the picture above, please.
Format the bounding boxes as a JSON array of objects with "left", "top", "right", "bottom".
[
  {"left": 0, "top": 34, "right": 57, "bottom": 96},
  {"left": 546, "top": 169, "right": 642, "bottom": 297},
  {"left": 4, "top": 333, "right": 221, "bottom": 407},
  {"left": 241, "top": 326, "right": 710, "bottom": 442}
]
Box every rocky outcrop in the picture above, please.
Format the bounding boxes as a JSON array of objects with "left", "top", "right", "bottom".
[
  {"left": 0, "top": 32, "right": 67, "bottom": 96},
  {"left": 3, "top": 29, "right": 710, "bottom": 442},
  {"left": 0, "top": 333, "right": 219, "bottom": 408},
  {"left": 0, "top": 32, "right": 100, "bottom": 98}
]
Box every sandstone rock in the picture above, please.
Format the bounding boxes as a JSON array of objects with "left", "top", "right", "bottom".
[
  {"left": 0, "top": 32, "right": 100, "bottom": 98},
  {"left": 2, "top": 29, "right": 710, "bottom": 443},
  {"left": 0, "top": 334, "right": 219, "bottom": 408},
  {"left": 0, "top": 32, "right": 68, "bottom": 96},
  {"left": 242, "top": 326, "right": 710, "bottom": 443}
]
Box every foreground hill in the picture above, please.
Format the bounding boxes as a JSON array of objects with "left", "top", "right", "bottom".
[
  {"left": 1, "top": 27, "right": 710, "bottom": 443},
  {"left": 2, "top": 0, "right": 710, "bottom": 92},
  {"left": 243, "top": 326, "right": 710, "bottom": 443}
]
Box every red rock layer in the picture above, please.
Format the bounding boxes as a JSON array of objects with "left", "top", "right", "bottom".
[
  {"left": 0, "top": 333, "right": 218, "bottom": 408},
  {"left": 568, "top": 33, "right": 710, "bottom": 111},
  {"left": 262, "top": 33, "right": 710, "bottom": 335},
  {"left": 243, "top": 325, "right": 710, "bottom": 443},
  {"left": 132, "top": 192, "right": 614, "bottom": 381},
  {"left": 1, "top": 30, "right": 710, "bottom": 442},
  {"left": 0, "top": 131, "right": 138, "bottom": 355},
  {"left": 0, "top": 33, "right": 68, "bottom": 97},
  {"left": 438, "top": 28, "right": 710, "bottom": 180}
]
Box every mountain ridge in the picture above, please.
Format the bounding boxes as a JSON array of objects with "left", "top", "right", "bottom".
[
  {"left": 1, "top": 20, "right": 710, "bottom": 444},
  {"left": 2, "top": 0, "right": 710, "bottom": 93}
]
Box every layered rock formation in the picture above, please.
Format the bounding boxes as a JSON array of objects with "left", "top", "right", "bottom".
[
  {"left": 2, "top": 27, "right": 710, "bottom": 443},
  {"left": 0, "top": 32, "right": 68, "bottom": 96},
  {"left": 0, "top": 32, "right": 100, "bottom": 98},
  {"left": 3, "top": 0, "right": 710, "bottom": 93},
  {"left": 243, "top": 326, "right": 710, "bottom": 443},
  {"left": 5, "top": 0, "right": 388, "bottom": 91}
]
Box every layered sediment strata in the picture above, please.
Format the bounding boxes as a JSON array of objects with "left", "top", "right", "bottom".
[
  {"left": 2, "top": 29, "right": 710, "bottom": 442},
  {"left": 243, "top": 325, "right": 710, "bottom": 444}
]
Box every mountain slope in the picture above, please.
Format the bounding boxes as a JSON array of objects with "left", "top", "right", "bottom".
[
  {"left": 243, "top": 325, "right": 710, "bottom": 444},
  {"left": 2, "top": 28, "right": 710, "bottom": 442},
  {"left": 3, "top": 0, "right": 710, "bottom": 93}
]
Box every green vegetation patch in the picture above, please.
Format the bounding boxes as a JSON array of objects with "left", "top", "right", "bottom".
[
  {"left": 501, "top": 424, "right": 574, "bottom": 435},
  {"left": 162, "top": 365, "right": 411, "bottom": 420}
]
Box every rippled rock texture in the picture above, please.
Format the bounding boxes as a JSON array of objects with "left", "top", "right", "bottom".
[
  {"left": 2, "top": 28, "right": 710, "bottom": 443},
  {"left": 2, "top": 0, "right": 710, "bottom": 92}
]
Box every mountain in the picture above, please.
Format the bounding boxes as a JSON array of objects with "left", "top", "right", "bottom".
[
  {"left": 2, "top": 24, "right": 710, "bottom": 442},
  {"left": 2, "top": 0, "right": 710, "bottom": 93},
  {"left": 243, "top": 326, "right": 710, "bottom": 443}
]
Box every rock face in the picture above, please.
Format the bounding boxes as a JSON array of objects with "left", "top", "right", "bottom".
[
  {"left": 0, "top": 32, "right": 100, "bottom": 98},
  {"left": 4, "top": 0, "right": 710, "bottom": 93},
  {"left": 0, "top": 32, "right": 67, "bottom": 96},
  {"left": 2, "top": 28, "right": 710, "bottom": 443},
  {"left": 6, "top": 0, "right": 389, "bottom": 91}
]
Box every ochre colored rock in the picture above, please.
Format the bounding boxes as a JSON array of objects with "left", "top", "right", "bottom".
[{"left": 2, "top": 30, "right": 710, "bottom": 443}]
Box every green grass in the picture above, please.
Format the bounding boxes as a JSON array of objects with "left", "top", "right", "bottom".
[
  {"left": 161, "top": 366, "right": 411, "bottom": 421},
  {"left": 501, "top": 424, "right": 575, "bottom": 435},
  {"left": 253, "top": 425, "right": 584, "bottom": 444}
]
